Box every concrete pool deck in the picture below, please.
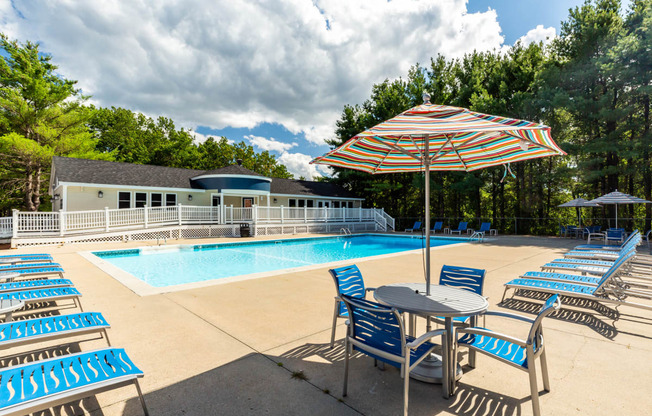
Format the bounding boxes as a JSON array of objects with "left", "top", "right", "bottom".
[{"left": 2, "top": 234, "right": 652, "bottom": 415}]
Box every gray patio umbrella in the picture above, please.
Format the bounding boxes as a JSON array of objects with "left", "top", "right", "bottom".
[
  {"left": 558, "top": 198, "right": 600, "bottom": 228},
  {"left": 588, "top": 190, "right": 652, "bottom": 228}
]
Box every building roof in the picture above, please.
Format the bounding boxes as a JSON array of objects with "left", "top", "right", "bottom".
[{"left": 51, "top": 156, "right": 360, "bottom": 198}]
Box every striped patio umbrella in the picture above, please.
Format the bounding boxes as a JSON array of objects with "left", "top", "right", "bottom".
[
  {"left": 558, "top": 198, "right": 600, "bottom": 228},
  {"left": 312, "top": 93, "right": 566, "bottom": 294},
  {"left": 589, "top": 190, "right": 652, "bottom": 228}
]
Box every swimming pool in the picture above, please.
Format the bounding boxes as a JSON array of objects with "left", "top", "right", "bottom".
[{"left": 90, "top": 234, "right": 468, "bottom": 292}]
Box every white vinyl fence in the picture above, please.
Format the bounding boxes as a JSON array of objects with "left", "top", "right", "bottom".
[{"left": 4, "top": 204, "right": 393, "bottom": 240}]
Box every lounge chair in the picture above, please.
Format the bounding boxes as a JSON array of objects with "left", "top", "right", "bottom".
[
  {"left": 476, "top": 222, "right": 497, "bottom": 237},
  {"left": 450, "top": 221, "right": 468, "bottom": 235},
  {"left": 455, "top": 295, "right": 561, "bottom": 416},
  {"left": 0, "top": 312, "right": 110, "bottom": 349},
  {"left": 573, "top": 230, "right": 639, "bottom": 251},
  {"left": 0, "top": 254, "right": 53, "bottom": 264},
  {"left": 564, "top": 233, "right": 641, "bottom": 260},
  {"left": 430, "top": 221, "right": 443, "bottom": 234},
  {"left": 0, "top": 265, "right": 65, "bottom": 280},
  {"left": 328, "top": 264, "right": 375, "bottom": 348},
  {"left": 432, "top": 265, "right": 486, "bottom": 327},
  {"left": 0, "top": 287, "right": 83, "bottom": 312},
  {"left": 0, "top": 278, "right": 73, "bottom": 292},
  {"left": 0, "top": 347, "right": 149, "bottom": 416},
  {"left": 502, "top": 253, "right": 652, "bottom": 311},
  {"left": 341, "top": 295, "right": 444, "bottom": 416},
  {"left": 0, "top": 262, "right": 62, "bottom": 272},
  {"left": 405, "top": 221, "right": 421, "bottom": 232}
]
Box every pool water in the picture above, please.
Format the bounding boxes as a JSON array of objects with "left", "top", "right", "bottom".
[{"left": 93, "top": 234, "right": 465, "bottom": 287}]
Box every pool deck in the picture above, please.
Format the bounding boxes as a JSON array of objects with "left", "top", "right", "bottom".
[{"left": 3, "top": 234, "right": 652, "bottom": 415}]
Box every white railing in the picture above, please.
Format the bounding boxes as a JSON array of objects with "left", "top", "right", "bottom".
[
  {"left": 0, "top": 217, "right": 12, "bottom": 237},
  {"left": 8, "top": 205, "right": 395, "bottom": 238},
  {"left": 380, "top": 208, "right": 395, "bottom": 230}
]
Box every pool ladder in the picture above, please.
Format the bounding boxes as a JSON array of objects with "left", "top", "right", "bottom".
[{"left": 340, "top": 228, "right": 352, "bottom": 235}]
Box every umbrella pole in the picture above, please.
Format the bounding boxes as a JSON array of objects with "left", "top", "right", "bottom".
[
  {"left": 424, "top": 138, "right": 431, "bottom": 296},
  {"left": 615, "top": 204, "right": 618, "bottom": 228}
]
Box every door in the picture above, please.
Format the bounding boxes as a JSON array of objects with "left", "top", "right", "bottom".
[{"left": 243, "top": 198, "right": 254, "bottom": 208}]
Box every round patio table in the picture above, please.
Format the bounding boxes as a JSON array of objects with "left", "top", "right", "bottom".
[
  {"left": 374, "top": 283, "right": 488, "bottom": 398},
  {"left": 0, "top": 298, "right": 24, "bottom": 322}
]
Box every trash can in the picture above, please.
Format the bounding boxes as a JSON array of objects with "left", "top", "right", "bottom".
[{"left": 240, "top": 223, "right": 251, "bottom": 237}]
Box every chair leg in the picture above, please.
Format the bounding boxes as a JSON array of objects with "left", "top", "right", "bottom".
[
  {"left": 527, "top": 348, "right": 542, "bottom": 416},
  {"left": 134, "top": 379, "right": 150, "bottom": 416},
  {"left": 343, "top": 336, "right": 350, "bottom": 397},
  {"left": 330, "top": 301, "right": 339, "bottom": 349},
  {"left": 403, "top": 360, "right": 410, "bottom": 416},
  {"left": 103, "top": 328, "right": 112, "bottom": 346},
  {"left": 540, "top": 349, "right": 551, "bottom": 392}
]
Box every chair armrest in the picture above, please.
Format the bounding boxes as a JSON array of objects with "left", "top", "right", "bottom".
[
  {"left": 483, "top": 310, "right": 535, "bottom": 324},
  {"left": 406, "top": 329, "right": 446, "bottom": 349},
  {"left": 456, "top": 327, "right": 527, "bottom": 347}
]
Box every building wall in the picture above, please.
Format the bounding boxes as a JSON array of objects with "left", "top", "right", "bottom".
[{"left": 268, "top": 195, "right": 361, "bottom": 208}]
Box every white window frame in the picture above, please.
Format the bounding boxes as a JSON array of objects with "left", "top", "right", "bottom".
[
  {"left": 297, "top": 199, "right": 306, "bottom": 208},
  {"left": 135, "top": 192, "right": 148, "bottom": 208},
  {"left": 151, "top": 193, "right": 163, "bottom": 207},
  {"left": 165, "top": 193, "right": 177, "bottom": 206},
  {"left": 288, "top": 198, "right": 297, "bottom": 207},
  {"left": 117, "top": 191, "right": 132, "bottom": 209}
]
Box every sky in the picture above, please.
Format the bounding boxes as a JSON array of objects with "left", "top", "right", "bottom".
[{"left": 0, "top": 0, "right": 624, "bottom": 179}]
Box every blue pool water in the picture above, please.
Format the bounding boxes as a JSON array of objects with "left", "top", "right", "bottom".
[{"left": 93, "top": 234, "right": 465, "bottom": 287}]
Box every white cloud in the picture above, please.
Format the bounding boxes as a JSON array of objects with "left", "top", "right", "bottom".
[
  {"left": 2, "top": 0, "right": 506, "bottom": 145},
  {"left": 517, "top": 25, "right": 556, "bottom": 46},
  {"left": 246, "top": 135, "right": 297, "bottom": 153},
  {"left": 277, "top": 151, "right": 333, "bottom": 180}
]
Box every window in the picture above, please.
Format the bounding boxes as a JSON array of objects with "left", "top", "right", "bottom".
[
  {"left": 298, "top": 199, "right": 305, "bottom": 208},
  {"left": 317, "top": 201, "right": 323, "bottom": 208},
  {"left": 333, "top": 201, "right": 340, "bottom": 208},
  {"left": 118, "top": 192, "right": 131, "bottom": 209},
  {"left": 348, "top": 201, "right": 354, "bottom": 208},
  {"left": 243, "top": 197, "right": 254, "bottom": 208},
  {"left": 289, "top": 199, "right": 297, "bottom": 207},
  {"left": 212, "top": 195, "right": 221, "bottom": 207},
  {"left": 135, "top": 192, "right": 147, "bottom": 208},
  {"left": 306, "top": 200, "right": 314, "bottom": 208},
  {"left": 323, "top": 201, "right": 330, "bottom": 208},
  {"left": 151, "top": 193, "right": 162, "bottom": 207},
  {"left": 165, "top": 193, "right": 177, "bottom": 206}
]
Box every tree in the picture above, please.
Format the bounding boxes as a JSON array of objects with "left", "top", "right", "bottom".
[{"left": 0, "top": 35, "right": 109, "bottom": 212}]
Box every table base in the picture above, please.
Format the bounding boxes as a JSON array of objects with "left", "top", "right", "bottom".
[{"left": 410, "top": 353, "right": 463, "bottom": 384}]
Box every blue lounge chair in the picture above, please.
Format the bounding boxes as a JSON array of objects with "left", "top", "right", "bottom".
[
  {"left": 0, "top": 254, "right": 53, "bottom": 264},
  {"left": 341, "top": 295, "right": 444, "bottom": 416},
  {"left": 455, "top": 295, "right": 561, "bottom": 416},
  {"left": 0, "top": 312, "right": 110, "bottom": 349},
  {"left": 405, "top": 221, "right": 421, "bottom": 232},
  {"left": 0, "top": 278, "right": 73, "bottom": 292},
  {"left": 0, "top": 265, "right": 65, "bottom": 279},
  {"left": 574, "top": 230, "right": 638, "bottom": 251},
  {"left": 0, "top": 287, "right": 83, "bottom": 312},
  {"left": 0, "top": 348, "right": 149, "bottom": 416},
  {"left": 476, "top": 222, "right": 497, "bottom": 237},
  {"left": 0, "top": 262, "right": 62, "bottom": 272},
  {"left": 450, "top": 221, "right": 468, "bottom": 235},
  {"left": 564, "top": 233, "right": 641, "bottom": 260},
  {"left": 328, "top": 264, "right": 375, "bottom": 348},
  {"left": 432, "top": 265, "right": 486, "bottom": 327},
  {"left": 502, "top": 253, "right": 652, "bottom": 311},
  {"left": 430, "top": 221, "right": 443, "bottom": 234}
]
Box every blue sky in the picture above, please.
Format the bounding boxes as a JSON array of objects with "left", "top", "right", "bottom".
[{"left": 1, "top": 0, "right": 632, "bottom": 179}]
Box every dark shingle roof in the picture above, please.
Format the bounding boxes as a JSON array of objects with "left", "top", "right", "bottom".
[
  {"left": 52, "top": 157, "right": 204, "bottom": 189},
  {"left": 52, "top": 157, "right": 360, "bottom": 198},
  {"left": 270, "top": 178, "right": 358, "bottom": 198},
  {"left": 194, "top": 165, "right": 266, "bottom": 177}
]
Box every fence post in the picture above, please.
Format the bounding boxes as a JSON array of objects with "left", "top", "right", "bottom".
[
  {"left": 514, "top": 217, "right": 517, "bottom": 235},
  {"left": 343, "top": 206, "right": 346, "bottom": 222},
  {"left": 11, "top": 209, "right": 18, "bottom": 239},
  {"left": 104, "top": 207, "right": 110, "bottom": 232},
  {"left": 253, "top": 204, "right": 257, "bottom": 223},
  {"left": 144, "top": 206, "right": 149, "bottom": 229},
  {"left": 59, "top": 211, "right": 65, "bottom": 236},
  {"left": 359, "top": 206, "right": 362, "bottom": 222},
  {"left": 304, "top": 206, "right": 308, "bottom": 223},
  {"left": 178, "top": 204, "right": 183, "bottom": 225},
  {"left": 280, "top": 205, "right": 284, "bottom": 224}
]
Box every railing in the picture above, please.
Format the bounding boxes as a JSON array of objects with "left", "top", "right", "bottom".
[{"left": 7, "top": 205, "right": 392, "bottom": 238}]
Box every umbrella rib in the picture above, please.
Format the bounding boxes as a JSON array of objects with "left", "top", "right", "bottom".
[
  {"left": 503, "top": 131, "right": 564, "bottom": 154},
  {"left": 372, "top": 136, "right": 407, "bottom": 173},
  {"left": 449, "top": 140, "right": 469, "bottom": 171},
  {"left": 429, "top": 134, "right": 456, "bottom": 163},
  {"left": 366, "top": 136, "right": 421, "bottom": 160}
]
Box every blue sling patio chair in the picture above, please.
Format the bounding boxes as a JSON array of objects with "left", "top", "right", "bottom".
[
  {"left": 0, "top": 278, "right": 73, "bottom": 293},
  {"left": 328, "top": 264, "right": 376, "bottom": 348},
  {"left": 430, "top": 221, "right": 443, "bottom": 234},
  {"left": 431, "top": 265, "right": 486, "bottom": 327},
  {"left": 341, "top": 295, "right": 445, "bottom": 416},
  {"left": 502, "top": 252, "right": 652, "bottom": 312},
  {"left": 0, "top": 287, "right": 83, "bottom": 314},
  {"left": 450, "top": 221, "right": 468, "bottom": 235},
  {"left": 476, "top": 222, "right": 497, "bottom": 237},
  {"left": 0, "top": 262, "right": 63, "bottom": 275},
  {"left": 0, "top": 254, "right": 53, "bottom": 264},
  {"left": 455, "top": 295, "right": 561, "bottom": 416},
  {"left": 0, "top": 265, "right": 65, "bottom": 280},
  {"left": 405, "top": 221, "right": 422, "bottom": 232},
  {"left": 0, "top": 312, "right": 111, "bottom": 349},
  {"left": 0, "top": 347, "right": 149, "bottom": 416}
]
